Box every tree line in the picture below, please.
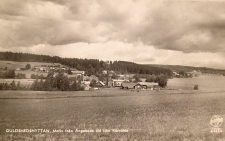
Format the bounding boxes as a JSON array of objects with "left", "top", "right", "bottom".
[
  {"left": 0, "top": 52, "right": 173, "bottom": 76},
  {"left": 0, "top": 69, "right": 26, "bottom": 79},
  {"left": 30, "top": 71, "right": 84, "bottom": 91},
  {"left": 0, "top": 80, "right": 25, "bottom": 90},
  {"left": 0, "top": 71, "right": 84, "bottom": 91}
]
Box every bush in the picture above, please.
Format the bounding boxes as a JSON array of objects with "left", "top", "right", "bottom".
[{"left": 194, "top": 84, "right": 199, "bottom": 90}]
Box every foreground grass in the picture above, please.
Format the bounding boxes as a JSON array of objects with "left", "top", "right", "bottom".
[{"left": 0, "top": 89, "right": 225, "bottom": 140}]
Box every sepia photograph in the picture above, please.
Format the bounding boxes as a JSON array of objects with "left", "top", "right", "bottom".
[{"left": 1, "top": 0, "right": 225, "bottom": 140}]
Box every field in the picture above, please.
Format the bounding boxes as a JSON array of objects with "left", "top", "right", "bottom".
[
  {"left": 1, "top": 89, "right": 225, "bottom": 140},
  {"left": 0, "top": 61, "right": 62, "bottom": 70}
]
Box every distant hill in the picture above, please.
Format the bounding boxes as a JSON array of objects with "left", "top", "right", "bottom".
[{"left": 147, "top": 64, "right": 225, "bottom": 75}]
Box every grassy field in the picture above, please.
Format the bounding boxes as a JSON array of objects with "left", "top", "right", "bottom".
[
  {"left": 0, "top": 60, "right": 55, "bottom": 79},
  {"left": 1, "top": 89, "right": 225, "bottom": 140}
]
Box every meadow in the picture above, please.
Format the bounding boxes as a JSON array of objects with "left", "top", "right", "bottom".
[{"left": 1, "top": 89, "right": 225, "bottom": 141}]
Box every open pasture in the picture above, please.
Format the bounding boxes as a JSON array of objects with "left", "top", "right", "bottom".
[{"left": 0, "top": 89, "right": 225, "bottom": 140}]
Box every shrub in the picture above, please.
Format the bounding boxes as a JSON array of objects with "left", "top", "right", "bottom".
[{"left": 194, "top": 84, "right": 199, "bottom": 90}]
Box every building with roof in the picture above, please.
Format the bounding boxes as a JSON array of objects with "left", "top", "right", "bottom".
[
  {"left": 121, "top": 82, "right": 142, "bottom": 89},
  {"left": 95, "top": 81, "right": 106, "bottom": 88},
  {"left": 139, "top": 82, "right": 159, "bottom": 90},
  {"left": 111, "top": 79, "right": 129, "bottom": 87}
]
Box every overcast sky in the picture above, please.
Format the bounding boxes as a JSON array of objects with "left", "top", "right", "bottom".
[{"left": 1, "top": 0, "right": 225, "bottom": 69}]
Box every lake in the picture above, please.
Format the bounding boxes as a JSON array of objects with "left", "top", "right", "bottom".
[{"left": 168, "top": 74, "right": 225, "bottom": 90}]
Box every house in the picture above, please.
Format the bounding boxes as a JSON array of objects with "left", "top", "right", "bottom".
[
  {"left": 122, "top": 82, "right": 142, "bottom": 90},
  {"left": 95, "top": 81, "right": 106, "bottom": 88},
  {"left": 139, "top": 82, "right": 158, "bottom": 90},
  {"left": 112, "top": 79, "right": 129, "bottom": 87}
]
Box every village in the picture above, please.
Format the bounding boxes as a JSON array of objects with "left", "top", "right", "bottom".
[
  {"left": 0, "top": 60, "right": 205, "bottom": 92},
  {"left": 29, "top": 63, "right": 162, "bottom": 91}
]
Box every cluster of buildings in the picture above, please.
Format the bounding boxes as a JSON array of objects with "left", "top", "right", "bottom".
[
  {"left": 173, "top": 70, "right": 202, "bottom": 77},
  {"left": 31, "top": 64, "right": 159, "bottom": 91},
  {"left": 92, "top": 79, "right": 159, "bottom": 90},
  {"left": 186, "top": 70, "right": 202, "bottom": 77},
  {"left": 32, "top": 64, "right": 65, "bottom": 73}
]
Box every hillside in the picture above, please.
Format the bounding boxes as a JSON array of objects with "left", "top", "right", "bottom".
[{"left": 0, "top": 52, "right": 173, "bottom": 76}]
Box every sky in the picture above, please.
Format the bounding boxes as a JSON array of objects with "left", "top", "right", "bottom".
[{"left": 0, "top": 0, "right": 225, "bottom": 69}]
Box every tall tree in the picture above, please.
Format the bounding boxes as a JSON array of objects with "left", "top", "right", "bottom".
[
  {"left": 25, "top": 64, "right": 31, "bottom": 70},
  {"left": 11, "top": 80, "right": 16, "bottom": 90}
]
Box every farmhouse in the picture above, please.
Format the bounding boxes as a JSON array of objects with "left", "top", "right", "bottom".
[
  {"left": 122, "top": 82, "right": 142, "bottom": 90},
  {"left": 139, "top": 82, "right": 158, "bottom": 90},
  {"left": 112, "top": 79, "right": 129, "bottom": 87}
]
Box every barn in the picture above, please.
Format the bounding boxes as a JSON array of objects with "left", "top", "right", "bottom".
[{"left": 139, "top": 82, "right": 158, "bottom": 90}]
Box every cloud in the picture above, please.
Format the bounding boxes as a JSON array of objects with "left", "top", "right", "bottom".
[
  {"left": 1, "top": 0, "right": 225, "bottom": 54},
  {"left": 1, "top": 40, "right": 225, "bottom": 69}
]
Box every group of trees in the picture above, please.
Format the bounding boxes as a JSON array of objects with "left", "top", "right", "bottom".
[
  {"left": 0, "top": 69, "right": 26, "bottom": 79},
  {"left": 0, "top": 52, "right": 173, "bottom": 77},
  {"left": 30, "top": 71, "right": 84, "bottom": 91},
  {"left": 15, "top": 73, "right": 26, "bottom": 79},
  {"left": 0, "top": 69, "right": 15, "bottom": 78},
  {"left": 0, "top": 80, "right": 24, "bottom": 90},
  {"left": 176, "top": 71, "right": 192, "bottom": 78},
  {"left": 31, "top": 74, "right": 46, "bottom": 79}
]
